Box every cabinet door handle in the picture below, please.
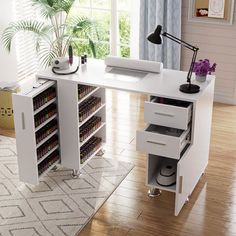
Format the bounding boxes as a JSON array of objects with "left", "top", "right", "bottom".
[
  {"left": 147, "top": 140, "right": 166, "bottom": 146},
  {"left": 179, "top": 176, "right": 183, "bottom": 194},
  {"left": 154, "top": 112, "right": 174, "bottom": 117},
  {"left": 21, "top": 112, "right": 25, "bottom": 130}
]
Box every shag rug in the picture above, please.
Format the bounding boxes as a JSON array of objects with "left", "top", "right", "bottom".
[{"left": 0, "top": 135, "right": 134, "bottom": 236}]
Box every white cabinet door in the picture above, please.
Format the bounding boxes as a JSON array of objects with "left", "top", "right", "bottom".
[
  {"left": 175, "top": 147, "right": 193, "bottom": 216},
  {"left": 13, "top": 94, "right": 38, "bottom": 184},
  {"left": 175, "top": 81, "right": 215, "bottom": 216}
]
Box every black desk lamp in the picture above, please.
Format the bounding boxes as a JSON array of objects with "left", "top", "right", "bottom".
[{"left": 147, "top": 25, "right": 200, "bottom": 94}]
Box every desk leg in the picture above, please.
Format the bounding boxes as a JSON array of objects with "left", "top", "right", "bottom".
[{"left": 148, "top": 188, "right": 162, "bottom": 198}]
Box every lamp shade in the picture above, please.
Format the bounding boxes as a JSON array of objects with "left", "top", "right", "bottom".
[{"left": 147, "top": 25, "right": 163, "bottom": 44}]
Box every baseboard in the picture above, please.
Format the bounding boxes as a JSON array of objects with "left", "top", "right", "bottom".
[{"left": 214, "top": 93, "right": 236, "bottom": 105}]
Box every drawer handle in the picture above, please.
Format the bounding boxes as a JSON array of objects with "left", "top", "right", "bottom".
[
  {"left": 147, "top": 140, "right": 166, "bottom": 146},
  {"left": 154, "top": 112, "right": 174, "bottom": 118},
  {"left": 21, "top": 112, "right": 25, "bottom": 130},
  {"left": 179, "top": 176, "right": 183, "bottom": 194}
]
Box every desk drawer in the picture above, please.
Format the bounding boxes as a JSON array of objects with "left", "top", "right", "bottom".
[
  {"left": 144, "top": 97, "right": 192, "bottom": 130},
  {"left": 136, "top": 125, "right": 190, "bottom": 160}
]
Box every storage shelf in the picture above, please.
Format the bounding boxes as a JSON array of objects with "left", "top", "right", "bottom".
[
  {"left": 36, "top": 130, "right": 58, "bottom": 149},
  {"left": 80, "top": 145, "right": 103, "bottom": 169},
  {"left": 35, "top": 114, "right": 57, "bottom": 132},
  {"left": 80, "top": 122, "right": 105, "bottom": 147},
  {"left": 78, "top": 87, "right": 100, "bottom": 105},
  {"left": 38, "top": 159, "right": 60, "bottom": 178},
  {"left": 148, "top": 176, "right": 176, "bottom": 193},
  {"left": 34, "top": 98, "right": 57, "bottom": 115},
  {"left": 37, "top": 145, "right": 59, "bottom": 165},
  {"left": 79, "top": 103, "right": 105, "bottom": 127}
]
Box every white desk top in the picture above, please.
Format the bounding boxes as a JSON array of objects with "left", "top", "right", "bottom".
[{"left": 37, "top": 59, "right": 215, "bottom": 102}]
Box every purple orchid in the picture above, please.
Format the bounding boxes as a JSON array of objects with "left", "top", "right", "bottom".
[{"left": 193, "top": 59, "right": 217, "bottom": 76}]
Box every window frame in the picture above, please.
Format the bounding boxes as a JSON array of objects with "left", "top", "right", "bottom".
[{"left": 75, "top": 0, "right": 140, "bottom": 58}]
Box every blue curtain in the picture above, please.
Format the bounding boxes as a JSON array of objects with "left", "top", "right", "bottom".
[{"left": 139, "top": 0, "right": 182, "bottom": 70}]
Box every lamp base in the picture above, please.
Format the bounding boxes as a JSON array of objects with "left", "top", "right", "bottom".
[{"left": 179, "top": 83, "right": 200, "bottom": 94}]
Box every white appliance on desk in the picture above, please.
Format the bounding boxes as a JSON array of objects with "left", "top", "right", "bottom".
[{"left": 12, "top": 58, "right": 215, "bottom": 216}]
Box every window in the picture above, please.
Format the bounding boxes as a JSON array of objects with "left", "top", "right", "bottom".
[
  {"left": 70, "top": 0, "right": 140, "bottom": 59},
  {"left": 13, "top": 0, "right": 140, "bottom": 81}
]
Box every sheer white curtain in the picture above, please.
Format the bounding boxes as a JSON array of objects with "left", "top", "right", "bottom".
[{"left": 139, "top": 0, "right": 182, "bottom": 70}]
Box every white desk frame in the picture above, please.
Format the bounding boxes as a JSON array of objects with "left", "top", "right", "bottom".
[{"left": 27, "top": 59, "right": 216, "bottom": 216}]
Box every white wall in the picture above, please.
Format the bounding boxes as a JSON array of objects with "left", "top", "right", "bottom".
[
  {"left": 0, "top": 1, "right": 17, "bottom": 82},
  {"left": 181, "top": 0, "right": 236, "bottom": 104}
]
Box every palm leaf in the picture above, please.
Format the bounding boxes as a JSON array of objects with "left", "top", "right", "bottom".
[
  {"left": 2, "top": 20, "right": 51, "bottom": 51},
  {"left": 38, "top": 41, "right": 59, "bottom": 67},
  {"left": 88, "top": 38, "right": 96, "bottom": 58},
  {"left": 32, "top": 0, "right": 75, "bottom": 18}
]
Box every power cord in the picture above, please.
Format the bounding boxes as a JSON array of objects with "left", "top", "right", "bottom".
[{"left": 52, "top": 64, "right": 79, "bottom": 75}]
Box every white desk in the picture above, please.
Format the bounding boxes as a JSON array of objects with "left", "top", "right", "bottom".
[{"left": 13, "top": 59, "right": 215, "bottom": 216}]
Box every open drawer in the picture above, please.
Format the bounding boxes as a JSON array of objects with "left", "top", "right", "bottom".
[
  {"left": 136, "top": 124, "right": 190, "bottom": 160},
  {"left": 144, "top": 97, "right": 193, "bottom": 130}
]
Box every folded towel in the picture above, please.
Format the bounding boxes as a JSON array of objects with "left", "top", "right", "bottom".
[{"left": 104, "top": 56, "right": 163, "bottom": 73}]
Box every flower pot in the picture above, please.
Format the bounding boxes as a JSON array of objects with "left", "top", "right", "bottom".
[{"left": 196, "top": 75, "right": 206, "bottom": 82}]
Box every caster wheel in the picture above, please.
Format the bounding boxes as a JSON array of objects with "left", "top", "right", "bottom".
[
  {"left": 185, "top": 197, "right": 190, "bottom": 204},
  {"left": 71, "top": 170, "right": 80, "bottom": 179}
]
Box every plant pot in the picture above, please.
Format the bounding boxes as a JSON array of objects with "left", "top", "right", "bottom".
[{"left": 196, "top": 75, "right": 206, "bottom": 82}]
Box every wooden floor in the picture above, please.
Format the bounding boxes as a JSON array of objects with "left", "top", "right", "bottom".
[{"left": 1, "top": 90, "right": 236, "bottom": 236}]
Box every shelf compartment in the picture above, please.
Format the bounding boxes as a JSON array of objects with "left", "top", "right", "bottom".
[
  {"left": 80, "top": 136, "right": 102, "bottom": 165},
  {"left": 80, "top": 145, "right": 103, "bottom": 169},
  {"left": 79, "top": 96, "right": 102, "bottom": 123},
  {"left": 37, "top": 145, "right": 59, "bottom": 164},
  {"left": 35, "top": 114, "right": 57, "bottom": 132},
  {"left": 34, "top": 103, "right": 57, "bottom": 130},
  {"left": 33, "top": 86, "right": 56, "bottom": 112},
  {"left": 80, "top": 122, "right": 105, "bottom": 147},
  {"left": 78, "top": 86, "right": 99, "bottom": 104},
  {"left": 36, "top": 130, "right": 58, "bottom": 149},
  {"left": 147, "top": 154, "right": 177, "bottom": 193},
  {"left": 38, "top": 149, "right": 60, "bottom": 177},
  {"left": 79, "top": 103, "right": 105, "bottom": 127},
  {"left": 36, "top": 119, "right": 58, "bottom": 146},
  {"left": 34, "top": 98, "right": 56, "bottom": 115},
  {"left": 80, "top": 115, "right": 102, "bottom": 141},
  {"left": 37, "top": 135, "right": 59, "bottom": 161}
]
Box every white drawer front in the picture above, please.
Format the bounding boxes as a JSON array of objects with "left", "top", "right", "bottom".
[
  {"left": 136, "top": 126, "right": 190, "bottom": 160},
  {"left": 144, "top": 101, "right": 192, "bottom": 130}
]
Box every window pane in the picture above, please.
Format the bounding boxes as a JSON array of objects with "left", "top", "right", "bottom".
[
  {"left": 69, "top": 8, "right": 91, "bottom": 18},
  {"left": 119, "top": 12, "right": 130, "bottom": 45},
  {"left": 92, "top": 10, "right": 110, "bottom": 42},
  {"left": 95, "top": 43, "right": 110, "bottom": 59},
  {"left": 73, "top": 40, "right": 91, "bottom": 56},
  {"left": 120, "top": 46, "right": 130, "bottom": 58},
  {"left": 92, "top": 0, "right": 111, "bottom": 9},
  {"left": 118, "top": 0, "right": 131, "bottom": 11},
  {"left": 76, "top": 0, "right": 90, "bottom": 8}
]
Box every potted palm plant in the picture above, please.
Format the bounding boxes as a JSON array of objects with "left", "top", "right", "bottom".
[{"left": 2, "top": 0, "right": 97, "bottom": 67}]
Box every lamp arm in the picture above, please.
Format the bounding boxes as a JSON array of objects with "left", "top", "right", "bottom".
[
  {"left": 162, "top": 32, "right": 198, "bottom": 51},
  {"left": 187, "top": 49, "right": 198, "bottom": 84},
  {"left": 162, "top": 31, "right": 199, "bottom": 84}
]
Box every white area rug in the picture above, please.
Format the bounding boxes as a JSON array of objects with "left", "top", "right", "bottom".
[{"left": 0, "top": 136, "right": 134, "bottom": 236}]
